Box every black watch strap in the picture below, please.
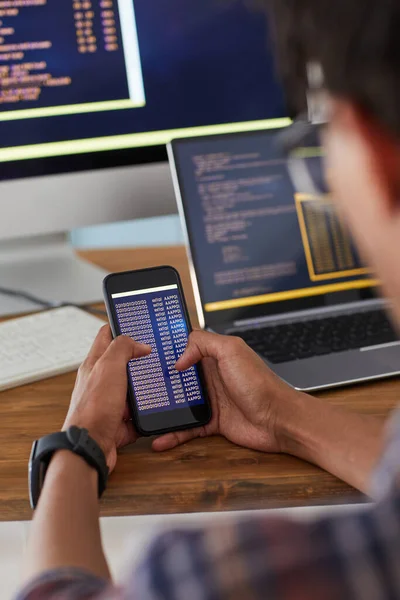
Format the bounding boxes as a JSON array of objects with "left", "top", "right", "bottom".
[{"left": 29, "top": 427, "right": 109, "bottom": 510}]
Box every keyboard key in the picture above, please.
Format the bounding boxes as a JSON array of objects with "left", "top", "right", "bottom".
[
  {"left": 0, "top": 307, "right": 104, "bottom": 392},
  {"left": 232, "top": 309, "right": 398, "bottom": 363},
  {"left": 265, "top": 352, "right": 297, "bottom": 364}
]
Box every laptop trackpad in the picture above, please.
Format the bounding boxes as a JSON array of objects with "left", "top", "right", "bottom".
[{"left": 272, "top": 345, "right": 400, "bottom": 391}]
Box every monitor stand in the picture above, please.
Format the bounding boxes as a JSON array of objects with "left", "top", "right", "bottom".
[{"left": 0, "top": 233, "right": 108, "bottom": 317}]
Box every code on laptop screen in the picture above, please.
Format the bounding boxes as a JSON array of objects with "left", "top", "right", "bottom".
[{"left": 173, "top": 131, "right": 374, "bottom": 314}]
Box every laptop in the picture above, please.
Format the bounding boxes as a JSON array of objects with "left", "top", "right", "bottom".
[{"left": 167, "top": 129, "right": 400, "bottom": 391}]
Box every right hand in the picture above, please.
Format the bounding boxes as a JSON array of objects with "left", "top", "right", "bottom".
[{"left": 152, "top": 330, "right": 306, "bottom": 454}]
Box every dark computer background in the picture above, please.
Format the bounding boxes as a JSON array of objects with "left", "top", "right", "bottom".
[{"left": 0, "top": 0, "right": 288, "bottom": 180}]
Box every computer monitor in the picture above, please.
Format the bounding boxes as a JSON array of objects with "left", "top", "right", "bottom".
[{"left": 0, "top": 0, "right": 289, "bottom": 316}]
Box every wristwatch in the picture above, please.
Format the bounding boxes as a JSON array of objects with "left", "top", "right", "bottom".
[{"left": 29, "top": 426, "right": 109, "bottom": 510}]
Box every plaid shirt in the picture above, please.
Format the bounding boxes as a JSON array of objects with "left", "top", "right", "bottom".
[{"left": 17, "top": 410, "right": 400, "bottom": 600}]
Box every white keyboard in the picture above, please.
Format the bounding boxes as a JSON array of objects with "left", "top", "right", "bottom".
[{"left": 0, "top": 307, "right": 105, "bottom": 392}]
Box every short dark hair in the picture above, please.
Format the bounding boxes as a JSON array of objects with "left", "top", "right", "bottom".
[{"left": 267, "top": 0, "right": 400, "bottom": 138}]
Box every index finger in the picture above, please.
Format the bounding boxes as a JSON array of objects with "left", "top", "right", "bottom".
[
  {"left": 85, "top": 324, "right": 113, "bottom": 369},
  {"left": 99, "top": 335, "right": 152, "bottom": 371}
]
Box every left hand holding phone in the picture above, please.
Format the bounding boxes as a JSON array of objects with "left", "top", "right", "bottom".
[{"left": 63, "top": 325, "right": 151, "bottom": 472}]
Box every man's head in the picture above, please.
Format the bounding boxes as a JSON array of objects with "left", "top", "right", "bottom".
[{"left": 268, "top": 0, "right": 400, "bottom": 320}]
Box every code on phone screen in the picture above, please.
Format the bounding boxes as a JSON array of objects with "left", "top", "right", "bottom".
[{"left": 112, "top": 284, "right": 205, "bottom": 414}]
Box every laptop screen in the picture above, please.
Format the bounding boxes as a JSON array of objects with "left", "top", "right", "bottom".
[{"left": 170, "top": 130, "right": 377, "bottom": 324}]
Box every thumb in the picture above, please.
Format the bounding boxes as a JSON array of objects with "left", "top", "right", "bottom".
[
  {"left": 152, "top": 427, "right": 206, "bottom": 452},
  {"left": 175, "top": 330, "right": 226, "bottom": 371}
]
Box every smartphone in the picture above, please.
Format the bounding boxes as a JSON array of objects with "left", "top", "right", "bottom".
[{"left": 103, "top": 266, "right": 212, "bottom": 436}]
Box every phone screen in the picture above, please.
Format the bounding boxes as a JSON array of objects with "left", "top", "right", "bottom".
[{"left": 111, "top": 283, "right": 206, "bottom": 415}]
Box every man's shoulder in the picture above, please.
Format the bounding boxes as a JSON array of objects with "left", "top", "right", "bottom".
[{"left": 372, "top": 407, "right": 400, "bottom": 500}]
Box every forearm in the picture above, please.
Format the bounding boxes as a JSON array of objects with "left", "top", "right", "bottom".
[
  {"left": 278, "top": 393, "right": 386, "bottom": 494},
  {"left": 24, "top": 450, "right": 110, "bottom": 583}
]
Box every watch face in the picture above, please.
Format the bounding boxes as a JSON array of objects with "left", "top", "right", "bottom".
[{"left": 29, "top": 440, "right": 47, "bottom": 510}]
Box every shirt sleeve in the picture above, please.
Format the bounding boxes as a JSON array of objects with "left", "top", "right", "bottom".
[
  {"left": 371, "top": 408, "right": 400, "bottom": 501},
  {"left": 132, "top": 492, "right": 400, "bottom": 600},
  {"left": 15, "top": 568, "right": 112, "bottom": 600},
  {"left": 129, "top": 408, "right": 400, "bottom": 600},
  {"left": 17, "top": 493, "right": 400, "bottom": 600}
]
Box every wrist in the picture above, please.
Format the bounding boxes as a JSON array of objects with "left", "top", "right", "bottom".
[
  {"left": 30, "top": 428, "right": 109, "bottom": 510},
  {"left": 274, "top": 391, "right": 321, "bottom": 460},
  {"left": 47, "top": 450, "right": 99, "bottom": 495},
  {"left": 62, "top": 416, "right": 112, "bottom": 463}
]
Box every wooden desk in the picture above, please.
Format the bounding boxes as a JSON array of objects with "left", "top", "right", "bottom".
[{"left": 0, "top": 246, "right": 398, "bottom": 522}]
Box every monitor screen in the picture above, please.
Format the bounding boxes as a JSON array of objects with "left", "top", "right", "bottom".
[
  {"left": 0, "top": 0, "right": 288, "bottom": 178},
  {"left": 171, "top": 131, "right": 378, "bottom": 319}
]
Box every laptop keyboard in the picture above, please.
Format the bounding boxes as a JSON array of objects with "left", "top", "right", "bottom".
[{"left": 232, "top": 309, "right": 399, "bottom": 364}]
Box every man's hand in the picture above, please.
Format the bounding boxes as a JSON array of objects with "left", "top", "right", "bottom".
[
  {"left": 152, "top": 330, "right": 305, "bottom": 454},
  {"left": 63, "top": 325, "right": 151, "bottom": 472},
  {"left": 153, "top": 329, "right": 385, "bottom": 494}
]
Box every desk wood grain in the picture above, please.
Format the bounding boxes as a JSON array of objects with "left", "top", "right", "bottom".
[{"left": 0, "top": 247, "right": 398, "bottom": 522}]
